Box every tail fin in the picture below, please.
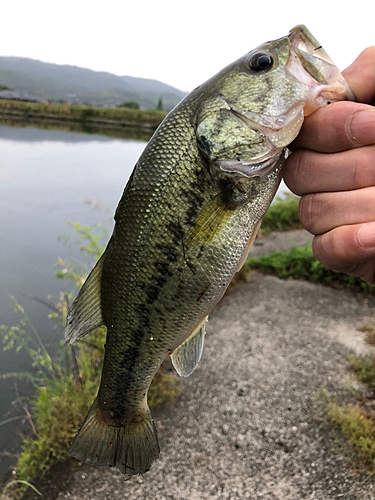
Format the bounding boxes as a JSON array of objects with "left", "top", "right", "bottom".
[{"left": 69, "top": 399, "right": 160, "bottom": 475}]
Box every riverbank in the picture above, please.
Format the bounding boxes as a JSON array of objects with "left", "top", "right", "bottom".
[{"left": 0, "top": 100, "right": 166, "bottom": 132}]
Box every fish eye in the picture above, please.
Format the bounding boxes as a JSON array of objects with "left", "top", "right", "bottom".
[{"left": 249, "top": 52, "right": 273, "bottom": 72}]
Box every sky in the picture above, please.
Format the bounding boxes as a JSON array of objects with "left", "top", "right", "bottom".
[{"left": 0, "top": 0, "right": 373, "bottom": 92}]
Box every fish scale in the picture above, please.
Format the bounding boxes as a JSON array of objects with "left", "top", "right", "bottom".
[{"left": 64, "top": 25, "right": 355, "bottom": 475}]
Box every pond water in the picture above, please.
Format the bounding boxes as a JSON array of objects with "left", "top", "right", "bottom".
[
  {"left": 0, "top": 124, "right": 150, "bottom": 477},
  {"left": 0, "top": 122, "right": 290, "bottom": 478}
]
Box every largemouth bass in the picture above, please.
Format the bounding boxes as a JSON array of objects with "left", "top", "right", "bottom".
[{"left": 65, "top": 25, "right": 355, "bottom": 475}]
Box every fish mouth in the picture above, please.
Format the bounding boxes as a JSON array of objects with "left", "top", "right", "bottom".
[{"left": 287, "top": 24, "right": 356, "bottom": 114}]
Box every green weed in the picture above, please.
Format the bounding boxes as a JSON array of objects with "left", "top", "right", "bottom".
[
  {"left": 348, "top": 354, "right": 375, "bottom": 390},
  {"left": 247, "top": 244, "right": 375, "bottom": 293},
  {"left": 327, "top": 349, "right": 375, "bottom": 473},
  {"left": 2, "top": 480, "right": 41, "bottom": 497},
  {"left": 328, "top": 403, "right": 375, "bottom": 472},
  {"left": 260, "top": 193, "right": 302, "bottom": 235},
  {"left": 0, "top": 296, "right": 106, "bottom": 487}
]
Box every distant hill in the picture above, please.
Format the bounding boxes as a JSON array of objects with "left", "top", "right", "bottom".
[{"left": 0, "top": 57, "right": 186, "bottom": 110}]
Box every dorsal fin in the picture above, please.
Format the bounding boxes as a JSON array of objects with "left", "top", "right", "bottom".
[
  {"left": 171, "top": 317, "right": 207, "bottom": 377},
  {"left": 64, "top": 254, "right": 105, "bottom": 345}
]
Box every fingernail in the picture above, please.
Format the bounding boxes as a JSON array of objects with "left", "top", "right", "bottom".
[
  {"left": 349, "top": 110, "right": 375, "bottom": 146},
  {"left": 357, "top": 222, "right": 375, "bottom": 248}
]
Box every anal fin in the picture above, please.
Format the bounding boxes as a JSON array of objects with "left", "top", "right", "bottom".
[
  {"left": 64, "top": 253, "right": 105, "bottom": 345},
  {"left": 171, "top": 317, "right": 207, "bottom": 377}
]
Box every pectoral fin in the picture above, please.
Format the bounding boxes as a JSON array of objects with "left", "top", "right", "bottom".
[
  {"left": 171, "top": 318, "right": 207, "bottom": 377},
  {"left": 64, "top": 253, "right": 105, "bottom": 345},
  {"left": 186, "top": 193, "right": 234, "bottom": 248}
]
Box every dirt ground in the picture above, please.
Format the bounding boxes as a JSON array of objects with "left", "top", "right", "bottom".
[{"left": 8, "top": 230, "right": 375, "bottom": 500}]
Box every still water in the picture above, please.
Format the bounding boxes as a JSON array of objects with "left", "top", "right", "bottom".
[
  {"left": 0, "top": 124, "right": 150, "bottom": 477},
  {"left": 0, "top": 123, "right": 290, "bottom": 478}
]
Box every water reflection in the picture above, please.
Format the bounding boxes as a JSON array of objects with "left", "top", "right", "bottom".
[{"left": 0, "top": 118, "right": 153, "bottom": 142}]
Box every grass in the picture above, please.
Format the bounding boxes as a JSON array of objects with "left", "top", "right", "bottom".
[
  {"left": 4, "top": 320, "right": 105, "bottom": 485},
  {"left": 349, "top": 354, "right": 375, "bottom": 390},
  {"left": 0, "top": 99, "right": 166, "bottom": 130},
  {"left": 328, "top": 402, "right": 375, "bottom": 471},
  {"left": 247, "top": 244, "right": 375, "bottom": 293},
  {"left": 327, "top": 324, "right": 375, "bottom": 473},
  {"left": 0, "top": 221, "right": 178, "bottom": 497},
  {"left": 260, "top": 193, "right": 302, "bottom": 235}
]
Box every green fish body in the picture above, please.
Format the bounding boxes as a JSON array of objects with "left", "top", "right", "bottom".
[{"left": 65, "top": 25, "right": 355, "bottom": 475}]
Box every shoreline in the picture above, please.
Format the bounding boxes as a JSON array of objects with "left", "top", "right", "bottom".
[{"left": 0, "top": 100, "right": 167, "bottom": 133}]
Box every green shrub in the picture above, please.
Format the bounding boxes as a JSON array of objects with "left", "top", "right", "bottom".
[{"left": 117, "top": 101, "right": 140, "bottom": 109}]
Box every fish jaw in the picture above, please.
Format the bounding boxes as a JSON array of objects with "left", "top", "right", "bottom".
[{"left": 287, "top": 24, "right": 356, "bottom": 115}]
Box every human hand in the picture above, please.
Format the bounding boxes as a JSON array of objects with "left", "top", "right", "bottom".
[{"left": 283, "top": 47, "right": 375, "bottom": 284}]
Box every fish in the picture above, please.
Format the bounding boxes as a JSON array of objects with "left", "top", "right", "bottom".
[{"left": 64, "top": 25, "right": 355, "bottom": 475}]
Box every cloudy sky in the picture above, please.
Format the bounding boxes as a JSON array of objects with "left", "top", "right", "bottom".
[{"left": 1, "top": 0, "right": 373, "bottom": 92}]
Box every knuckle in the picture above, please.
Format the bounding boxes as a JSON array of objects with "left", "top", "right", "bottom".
[
  {"left": 283, "top": 150, "right": 305, "bottom": 194},
  {"left": 298, "top": 194, "right": 321, "bottom": 233},
  {"left": 352, "top": 147, "right": 375, "bottom": 187},
  {"left": 326, "top": 234, "right": 349, "bottom": 267},
  {"left": 313, "top": 231, "right": 354, "bottom": 273}
]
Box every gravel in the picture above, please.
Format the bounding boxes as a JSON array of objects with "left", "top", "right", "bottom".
[{"left": 18, "top": 231, "right": 375, "bottom": 499}]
